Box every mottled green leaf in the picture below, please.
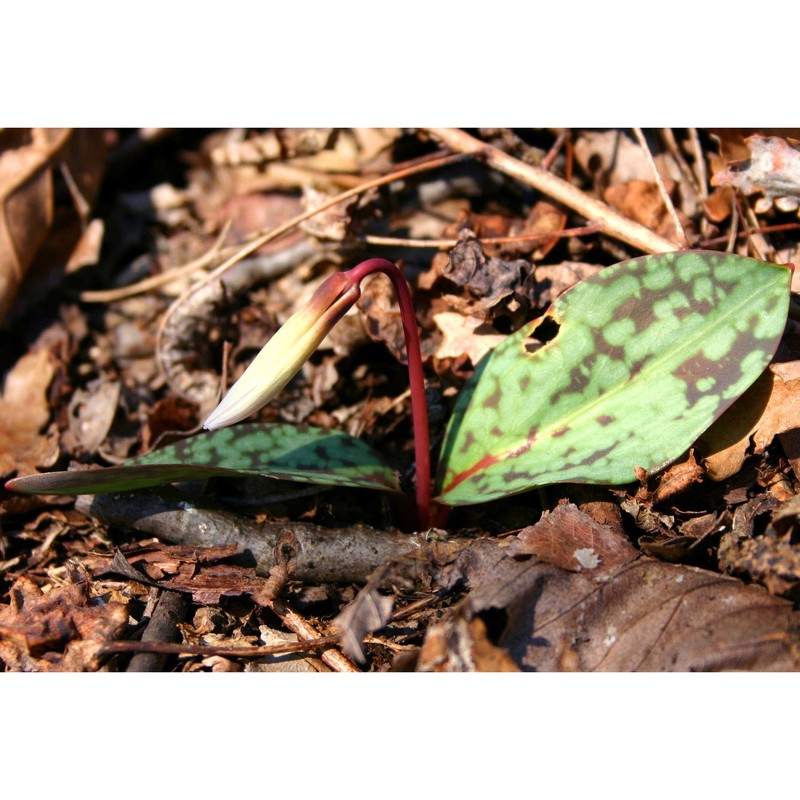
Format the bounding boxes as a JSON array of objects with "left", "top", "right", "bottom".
[
  {"left": 6, "top": 423, "right": 400, "bottom": 495},
  {"left": 437, "top": 251, "right": 792, "bottom": 505}
]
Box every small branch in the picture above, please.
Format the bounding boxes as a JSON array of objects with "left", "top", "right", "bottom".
[
  {"left": 270, "top": 596, "right": 360, "bottom": 672},
  {"left": 633, "top": 127, "right": 687, "bottom": 248},
  {"left": 426, "top": 128, "right": 678, "bottom": 254},
  {"left": 126, "top": 589, "right": 188, "bottom": 672},
  {"left": 75, "top": 492, "right": 426, "bottom": 584}
]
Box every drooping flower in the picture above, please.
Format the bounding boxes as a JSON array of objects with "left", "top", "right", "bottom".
[{"left": 203, "top": 272, "right": 360, "bottom": 430}]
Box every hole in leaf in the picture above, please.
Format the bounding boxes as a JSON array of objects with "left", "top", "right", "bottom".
[
  {"left": 523, "top": 315, "right": 560, "bottom": 353},
  {"left": 477, "top": 607, "right": 509, "bottom": 645}
]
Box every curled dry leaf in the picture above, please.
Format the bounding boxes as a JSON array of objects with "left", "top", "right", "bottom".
[
  {"left": 0, "top": 129, "right": 106, "bottom": 323},
  {"left": 0, "top": 349, "right": 59, "bottom": 478},
  {"left": 0, "top": 130, "right": 62, "bottom": 323},
  {"left": 441, "top": 231, "right": 526, "bottom": 310},
  {"left": 358, "top": 272, "right": 406, "bottom": 363}
]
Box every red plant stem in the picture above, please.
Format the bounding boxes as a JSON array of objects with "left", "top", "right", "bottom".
[{"left": 344, "top": 258, "right": 431, "bottom": 529}]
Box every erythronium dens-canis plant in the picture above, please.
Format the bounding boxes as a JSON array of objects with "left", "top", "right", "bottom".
[{"left": 6, "top": 252, "right": 793, "bottom": 532}]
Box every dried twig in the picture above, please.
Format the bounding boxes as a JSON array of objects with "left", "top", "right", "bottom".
[
  {"left": 426, "top": 128, "right": 678, "bottom": 254},
  {"left": 126, "top": 589, "right": 188, "bottom": 672},
  {"left": 75, "top": 492, "right": 425, "bottom": 584},
  {"left": 79, "top": 220, "right": 233, "bottom": 303},
  {"left": 633, "top": 127, "right": 687, "bottom": 248},
  {"left": 362, "top": 222, "right": 600, "bottom": 250}
]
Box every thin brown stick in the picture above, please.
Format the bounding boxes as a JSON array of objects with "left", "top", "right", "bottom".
[
  {"left": 699, "top": 221, "right": 800, "bottom": 249},
  {"left": 79, "top": 220, "right": 233, "bottom": 303},
  {"left": 100, "top": 634, "right": 342, "bottom": 659},
  {"left": 270, "top": 597, "right": 360, "bottom": 672},
  {"left": 362, "top": 222, "right": 600, "bottom": 249},
  {"left": 688, "top": 127, "right": 708, "bottom": 200},
  {"left": 426, "top": 128, "right": 678, "bottom": 254},
  {"left": 633, "top": 127, "right": 687, "bottom": 248}
]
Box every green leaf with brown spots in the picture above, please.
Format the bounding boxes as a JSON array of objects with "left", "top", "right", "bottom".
[
  {"left": 6, "top": 423, "right": 400, "bottom": 495},
  {"left": 436, "top": 251, "right": 792, "bottom": 505}
]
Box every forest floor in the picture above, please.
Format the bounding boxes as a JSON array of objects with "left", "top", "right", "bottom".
[{"left": 2, "top": 127, "right": 800, "bottom": 672}]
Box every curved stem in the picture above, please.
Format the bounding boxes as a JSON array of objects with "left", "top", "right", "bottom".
[{"left": 344, "top": 258, "right": 431, "bottom": 529}]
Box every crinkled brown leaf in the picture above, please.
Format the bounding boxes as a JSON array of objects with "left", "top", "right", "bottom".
[
  {"left": 719, "top": 494, "right": 800, "bottom": 598},
  {"left": 0, "top": 576, "right": 128, "bottom": 672},
  {"left": 441, "top": 230, "right": 526, "bottom": 310},
  {"left": 358, "top": 271, "right": 406, "bottom": 363},
  {"left": 0, "top": 349, "right": 59, "bottom": 477}
]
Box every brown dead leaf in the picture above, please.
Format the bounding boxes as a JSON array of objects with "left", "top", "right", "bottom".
[
  {"left": 603, "top": 179, "right": 685, "bottom": 243},
  {"left": 507, "top": 200, "right": 567, "bottom": 260},
  {"left": 700, "top": 368, "right": 800, "bottom": 481},
  {"left": 433, "top": 312, "right": 505, "bottom": 365},
  {"left": 300, "top": 186, "right": 358, "bottom": 241},
  {"left": 634, "top": 451, "right": 705, "bottom": 506},
  {"left": 333, "top": 583, "right": 394, "bottom": 663},
  {"left": 104, "top": 545, "right": 279, "bottom": 607},
  {"left": 0, "top": 129, "right": 106, "bottom": 323},
  {"left": 415, "top": 613, "right": 520, "bottom": 672},
  {"left": 509, "top": 501, "right": 639, "bottom": 573},
  {"left": 0, "top": 576, "right": 128, "bottom": 672},
  {"left": 416, "top": 539, "right": 800, "bottom": 671},
  {"left": 67, "top": 378, "right": 121, "bottom": 454},
  {"left": 703, "top": 185, "right": 735, "bottom": 223},
  {"left": 718, "top": 494, "right": 800, "bottom": 598},
  {"left": 0, "top": 130, "right": 68, "bottom": 323},
  {"left": 0, "top": 349, "right": 59, "bottom": 477},
  {"left": 441, "top": 231, "right": 526, "bottom": 310}
]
